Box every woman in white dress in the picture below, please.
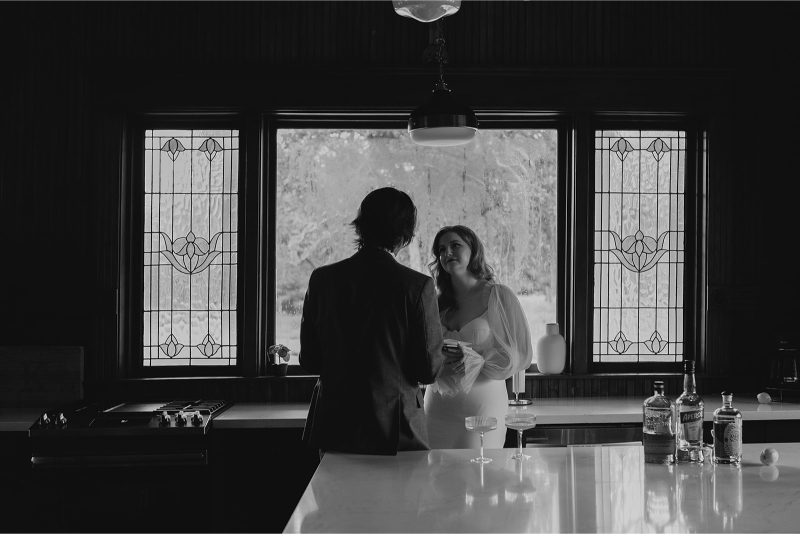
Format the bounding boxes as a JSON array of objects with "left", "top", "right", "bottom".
[{"left": 424, "top": 225, "right": 534, "bottom": 449}]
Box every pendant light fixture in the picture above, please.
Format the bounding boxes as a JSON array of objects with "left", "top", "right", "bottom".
[{"left": 406, "top": 18, "right": 478, "bottom": 147}]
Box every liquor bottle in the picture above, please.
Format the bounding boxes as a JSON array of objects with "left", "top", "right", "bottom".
[
  {"left": 676, "top": 360, "right": 704, "bottom": 463},
  {"left": 643, "top": 380, "right": 676, "bottom": 464},
  {"left": 713, "top": 392, "right": 742, "bottom": 465}
]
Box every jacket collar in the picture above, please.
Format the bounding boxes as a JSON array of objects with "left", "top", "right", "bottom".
[{"left": 356, "top": 245, "right": 397, "bottom": 262}]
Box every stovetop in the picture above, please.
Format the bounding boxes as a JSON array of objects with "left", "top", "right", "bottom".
[{"left": 29, "top": 399, "right": 233, "bottom": 436}]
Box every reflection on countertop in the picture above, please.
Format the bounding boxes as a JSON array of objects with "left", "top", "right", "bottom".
[{"left": 285, "top": 442, "right": 800, "bottom": 533}]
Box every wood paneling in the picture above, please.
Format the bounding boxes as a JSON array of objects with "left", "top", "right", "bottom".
[{"left": 1, "top": 1, "right": 798, "bottom": 394}]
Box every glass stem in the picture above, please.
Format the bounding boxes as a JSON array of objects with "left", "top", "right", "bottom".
[
  {"left": 480, "top": 432, "right": 485, "bottom": 458},
  {"left": 517, "top": 430, "right": 523, "bottom": 455}
]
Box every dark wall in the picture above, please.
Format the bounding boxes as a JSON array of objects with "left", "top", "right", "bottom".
[{"left": 1, "top": 2, "right": 798, "bottom": 396}]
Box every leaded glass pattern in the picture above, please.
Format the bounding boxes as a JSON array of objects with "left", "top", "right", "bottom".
[
  {"left": 143, "top": 129, "right": 239, "bottom": 366},
  {"left": 593, "top": 130, "right": 685, "bottom": 363}
]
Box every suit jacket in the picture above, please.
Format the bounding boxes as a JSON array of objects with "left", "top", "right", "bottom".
[{"left": 299, "top": 246, "right": 445, "bottom": 455}]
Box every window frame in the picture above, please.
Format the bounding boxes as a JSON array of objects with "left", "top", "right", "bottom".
[
  {"left": 121, "top": 113, "right": 261, "bottom": 378},
  {"left": 265, "top": 113, "right": 572, "bottom": 376},
  {"left": 572, "top": 114, "right": 707, "bottom": 375},
  {"left": 119, "top": 110, "right": 705, "bottom": 379}
]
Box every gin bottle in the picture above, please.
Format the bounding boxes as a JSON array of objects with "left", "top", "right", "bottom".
[
  {"left": 643, "top": 380, "right": 676, "bottom": 464},
  {"left": 676, "top": 360, "right": 704, "bottom": 463},
  {"left": 713, "top": 392, "right": 742, "bottom": 465}
]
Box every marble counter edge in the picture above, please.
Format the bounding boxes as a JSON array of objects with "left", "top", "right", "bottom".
[{"left": 211, "top": 399, "right": 800, "bottom": 429}]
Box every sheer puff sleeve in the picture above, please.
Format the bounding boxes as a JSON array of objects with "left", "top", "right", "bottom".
[
  {"left": 480, "top": 282, "right": 534, "bottom": 381},
  {"left": 430, "top": 282, "right": 534, "bottom": 397}
]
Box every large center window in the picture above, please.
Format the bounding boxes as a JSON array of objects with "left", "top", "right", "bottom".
[{"left": 274, "top": 125, "right": 561, "bottom": 367}]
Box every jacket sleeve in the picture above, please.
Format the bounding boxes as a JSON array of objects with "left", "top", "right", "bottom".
[
  {"left": 299, "top": 271, "right": 323, "bottom": 374},
  {"left": 410, "top": 276, "right": 445, "bottom": 384}
]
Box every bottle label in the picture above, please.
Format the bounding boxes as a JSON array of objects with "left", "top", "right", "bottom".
[
  {"left": 644, "top": 433, "right": 676, "bottom": 456},
  {"left": 680, "top": 410, "right": 703, "bottom": 441},
  {"left": 713, "top": 421, "right": 742, "bottom": 458}
]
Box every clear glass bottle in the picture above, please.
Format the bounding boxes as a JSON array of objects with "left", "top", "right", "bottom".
[
  {"left": 643, "top": 380, "right": 677, "bottom": 464},
  {"left": 676, "top": 360, "right": 704, "bottom": 463},
  {"left": 713, "top": 392, "right": 742, "bottom": 465}
]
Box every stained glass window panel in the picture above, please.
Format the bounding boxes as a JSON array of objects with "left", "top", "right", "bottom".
[
  {"left": 593, "top": 130, "right": 685, "bottom": 363},
  {"left": 143, "top": 129, "right": 239, "bottom": 366}
]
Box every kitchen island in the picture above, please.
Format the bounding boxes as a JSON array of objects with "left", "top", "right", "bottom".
[{"left": 284, "top": 442, "right": 800, "bottom": 533}]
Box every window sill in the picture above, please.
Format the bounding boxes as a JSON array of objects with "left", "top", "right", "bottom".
[
  {"left": 526, "top": 372, "right": 683, "bottom": 378},
  {"left": 83, "top": 372, "right": 752, "bottom": 404}
]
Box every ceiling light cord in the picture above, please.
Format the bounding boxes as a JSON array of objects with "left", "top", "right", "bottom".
[{"left": 435, "top": 19, "right": 448, "bottom": 90}]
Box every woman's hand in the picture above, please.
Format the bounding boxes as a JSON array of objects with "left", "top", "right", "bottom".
[{"left": 444, "top": 343, "right": 467, "bottom": 375}]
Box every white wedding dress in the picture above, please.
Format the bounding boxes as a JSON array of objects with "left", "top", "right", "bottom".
[{"left": 424, "top": 281, "right": 533, "bottom": 449}]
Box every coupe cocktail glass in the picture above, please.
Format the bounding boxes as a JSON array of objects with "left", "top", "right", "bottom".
[
  {"left": 465, "top": 416, "right": 498, "bottom": 463},
  {"left": 505, "top": 412, "right": 537, "bottom": 460}
]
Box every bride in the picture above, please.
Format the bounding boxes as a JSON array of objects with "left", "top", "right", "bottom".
[{"left": 424, "top": 225, "right": 534, "bottom": 449}]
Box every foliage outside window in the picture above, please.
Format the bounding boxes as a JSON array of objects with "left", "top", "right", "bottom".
[{"left": 274, "top": 128, "right": 559, "bottom": 365}]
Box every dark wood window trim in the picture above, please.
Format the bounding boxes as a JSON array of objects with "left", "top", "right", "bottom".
[
  {"left": 117, "top": 110, "right": 705, "bottom": 383},
  {"left": 571, "top": 114, "right": 707, "bottom": 375},
  {"left": 120, "top": 113, "right": 261, "bottom": 378},
  {"left": 266, "top": 113, "right": 572, "bottom": 376}
]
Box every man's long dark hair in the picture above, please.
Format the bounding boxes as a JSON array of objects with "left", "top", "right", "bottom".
[
  {"left": 351, "top": 187, "right": 418, "bottom": 251},
  {"left": 428, "top": 225, "right": 494, "bottom": 313}
]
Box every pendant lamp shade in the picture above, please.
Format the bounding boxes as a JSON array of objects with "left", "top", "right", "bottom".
[
  {"left": 393, "top": 0, "right": 461, "bottom": 23},
  {"left": 409, "top": 85, "right": 478, "bottom": 147}
]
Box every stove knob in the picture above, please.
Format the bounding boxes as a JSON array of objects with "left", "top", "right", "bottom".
[
  {"left": 39, "top": 413, "right": 51, "bottom": 426},
  {"left": 191, "top": 411, "right": 204, "bottom": 426},
  {"left": 175, "top": 411, "right": 187, "bottom": 426},
  {"left": 56, "top": 413, "right": 67, "bottom": 427},
  {"left": 158, "top": 411, "right": 171, "bottom": 426}
]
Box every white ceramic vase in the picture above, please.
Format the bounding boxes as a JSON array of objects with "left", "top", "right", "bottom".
[{"left": 537, "top": 323, "right": 566, "bottom": 374}]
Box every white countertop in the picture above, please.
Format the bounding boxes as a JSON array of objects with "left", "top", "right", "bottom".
[
  {"left": 213, "top": 396, "right": 800, "bottom": 429},
  {"left": 213, "top": 402, "right": 309, "bottom": 428},
  {"left": 284, "top": 442, "right": 800, "bottom": 533},
  {"left": 518, "top": 396, "right": 800, "bottom": 424}
]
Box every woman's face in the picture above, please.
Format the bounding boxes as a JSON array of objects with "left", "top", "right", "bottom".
[{"left": 438, "top": 231, "right": 472, "bottom": 277}]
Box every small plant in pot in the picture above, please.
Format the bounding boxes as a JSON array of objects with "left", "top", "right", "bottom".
[{"left": 267, "top": 344, "right": 292, "bottom": 376}]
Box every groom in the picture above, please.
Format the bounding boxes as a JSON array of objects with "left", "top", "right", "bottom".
[{"left": 299, "top": 187, "right": 445, "bottom": 455}]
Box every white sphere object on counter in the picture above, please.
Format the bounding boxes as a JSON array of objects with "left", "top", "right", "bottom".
[
  {"left": 757, "top": 392, "right": 772, "bottom": 403},
  {"left": 760, "top": 447, "right": 779, "bottom": 466}
]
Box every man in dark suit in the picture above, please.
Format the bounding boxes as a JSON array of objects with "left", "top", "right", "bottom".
[{"left": 299, "top": 187, "right": 445, "bottom": 455}]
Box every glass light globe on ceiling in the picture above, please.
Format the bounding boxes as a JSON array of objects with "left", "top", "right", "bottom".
[
  {"left": 408, "top": 85, "right": 478, "bottom": 147},
  {"left": 393, "top": 0, "right": 461, "bottom": 23},
  {"left": 410, "top": 127, "right": 476, "bottom": 147}
]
